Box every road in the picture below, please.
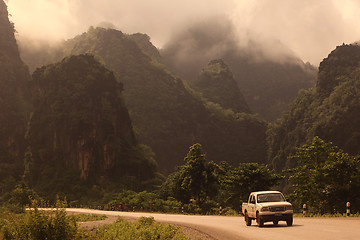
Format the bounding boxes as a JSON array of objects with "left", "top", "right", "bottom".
[{"left": 66, "top": 208, "right": 360, "bottom": 240}]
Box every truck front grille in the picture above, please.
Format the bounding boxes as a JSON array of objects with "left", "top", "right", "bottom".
[{"left": 270, "top": 206, "right": 285, "bottom": 212}]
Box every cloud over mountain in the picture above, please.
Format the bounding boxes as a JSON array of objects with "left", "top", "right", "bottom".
[{"left": 6, "top": 0, "right": 360, "bottom": 64}]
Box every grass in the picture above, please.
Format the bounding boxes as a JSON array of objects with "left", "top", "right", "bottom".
[
  {"left": 71, "top": 214, "right": 107, "bottom": 222},
  {"left": 78, "top": 217, "right": 192, "bottom": 240}
]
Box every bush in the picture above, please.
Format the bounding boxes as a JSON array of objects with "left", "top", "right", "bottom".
[
  {"left": 107, "top": 191, "right": 182, "bottom": 213},
  {"left": 221, "top": 207, "right": 239, "bottom": 216},
  {"left": 1, "top": 199, "right": 77, "bottom": 240}
]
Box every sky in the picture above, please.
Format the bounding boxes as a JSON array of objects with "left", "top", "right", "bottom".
[{"left": 5, "top": 0, "right": 360, "bottom": 65}]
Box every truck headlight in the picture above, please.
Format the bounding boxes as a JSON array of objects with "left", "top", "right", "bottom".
[{"left": 261, "top": 207, "right": 270, "bottom": 212}]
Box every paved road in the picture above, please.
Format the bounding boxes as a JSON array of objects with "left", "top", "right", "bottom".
[{"left": 66, "top": 208, "right": 360, "bottom": 240}]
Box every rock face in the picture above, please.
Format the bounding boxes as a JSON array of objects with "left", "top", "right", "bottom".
[
  {"left": 192, "top": 59, "right": 250, "bottom": 113},
  {"left": 28, "top": 55, "right": 155, "bottom": 187},
  {"left": 0, "top": 0, "right": 30, "bottom": 187}
]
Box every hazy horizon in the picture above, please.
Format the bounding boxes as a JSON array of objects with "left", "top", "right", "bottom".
[{"left": 6, "top": 0, "right": 360, "bottom": 65}]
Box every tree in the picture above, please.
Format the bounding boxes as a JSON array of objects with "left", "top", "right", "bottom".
[
  {"left": 162, "top": 144, "right": 218, "bottom": 209},
  {"left": 220, "top": 163, "right": 282, "bottom": 211},
  {"left": 161, "top": 143, "right": 283, "bottom": 212},
  {"left": 287, "top": 136, "right": 360, "bottom": 213}
]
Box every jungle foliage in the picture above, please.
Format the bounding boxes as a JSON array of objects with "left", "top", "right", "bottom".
[
  {"left": 159, "top": 144, "right": 281, "bottom": 213},
  {"left": 286, "top": 137, "right": 360, "bottom": 213},
  {"left": 267, "top": 44, "right": 360, "bottom": 171},
  {"left": 192, "top": 59, "right": 250, "bottom": 113}
]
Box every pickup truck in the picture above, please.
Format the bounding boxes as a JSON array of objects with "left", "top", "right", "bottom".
[{"left": 242, "top": 191, "right": 293, "bottom": 227}]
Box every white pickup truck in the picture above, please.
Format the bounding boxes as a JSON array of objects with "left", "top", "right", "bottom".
[{"left": 242, "top": 191, "right": 293, "bottom": 227}]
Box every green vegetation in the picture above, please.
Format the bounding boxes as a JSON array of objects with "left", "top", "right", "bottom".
[
  {"left": 218, "top": 162, "right": 282, "bottom": 211},
  {"left": 160, "top": 144, "right": 218, "bottom": 211},
  {"left": 25, "top": 54, "right": 162, "bottom": 202},
  {"left": 0, "top": 202, "right": 189, "bottom": 240},
  {"left": 267, "top": 44, "right": 360, "bottom": 171},
  {"left": 105, "top": 190, "right": 181, "bottom": 213},
  {"left": 72, "top": 214, "right": 107, "bottom": 222},
  {"left": 286, "top": 137, "right": 360, "bottom": 214},
  {"left": 81, "top": 217, "right": 190, "bottom": 240},
  {"left": 159, "top": 144, "right": 280, "bottom": 214},
  {"left": 0, "top": 200, "right": 77, "bottom": 240},
  {"left": 192, "top": 59, "right": 250, "bottom": 113}
]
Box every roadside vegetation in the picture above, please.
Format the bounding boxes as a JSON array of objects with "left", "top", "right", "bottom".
[
  {"left": 78, "top": 217, "right": 191, "bottom": 240},
  {"left": 0, "top": 200, "right": 77, "bottom": 240},
  {"left": 0, "top": 201, "right": 190, "bottom": 240},
  {"left": 71, "top": 214, "right": 107, "bottom": 222}
]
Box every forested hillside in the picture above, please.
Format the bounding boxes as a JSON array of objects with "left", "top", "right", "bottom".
[
  {"left": 161, "top": 20, "right": 317, "bottom": 121},
  {"left": 26, "top": 55, "right": 160, "bottom": 199},
  {"left": 20, "top": 27, "right": 267, "bottom": 172},
  {"left": 1, "top": 0, "right": 163, "bottom": 202},
  {"left": 267, "top": 44, "right": 360, "bottom": 170},
  {"left": 0, "top": 0, "right": 31, "bottom": 198}
]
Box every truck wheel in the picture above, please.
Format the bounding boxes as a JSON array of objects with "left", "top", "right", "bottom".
[
  {"left": 273, "top": 221, "right": 278, "bottom": 225},
  {"left": 287, "top": 218, "right": 293, "bottom": 226},
  {"left": 256, "top": 213, "right": 264, "bottom": 227},
  {"left": 245, "top": 212, "right": 252, "bottom": 226}
]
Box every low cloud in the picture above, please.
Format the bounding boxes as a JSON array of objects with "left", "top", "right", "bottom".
[
  {"left": 6, "top": 0, "right": 360, "bottom": 65},
  {"left": 230, "top": 0, "right": 360, "bottom": 64}
]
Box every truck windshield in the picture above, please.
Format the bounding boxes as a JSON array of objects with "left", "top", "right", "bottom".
[{"left": 257, "top": 193, "right": 285, "bottom": 203}]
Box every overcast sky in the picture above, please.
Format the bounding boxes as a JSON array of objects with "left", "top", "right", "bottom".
[{"left": 6, "top": 0, "right": 360, "bottom": 65}]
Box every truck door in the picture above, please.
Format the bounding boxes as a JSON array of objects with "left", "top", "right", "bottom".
[{"left": 248, "top": 194, "right": 256, "bottom": 218}]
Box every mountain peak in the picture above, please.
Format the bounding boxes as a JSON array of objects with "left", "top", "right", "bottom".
[
  {"left": 193, "top": 59, "right": 250, "bottom": 113},
  {"left": 0, "top": 0, "right": 29, "bottom": 82},
  {"left": 317, "top": 44, "right": 360, "bottom": 96},
  {"left": 206, "top": 59, "right": 231, "bottom": 73}
]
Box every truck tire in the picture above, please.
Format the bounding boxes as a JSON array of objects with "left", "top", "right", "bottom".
[
  {"left": 287, "top": 217, "right": 293, "bottom": 226},
  {"left": 256, "top": 212, "right": 264, "bottom": 227},
  {"left": 245, "top": 212, "right": 252, "bottom": 226}
]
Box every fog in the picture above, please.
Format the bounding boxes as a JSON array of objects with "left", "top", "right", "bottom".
[{"left": 6, "top": 0, "right": 360, "bottom": 65}]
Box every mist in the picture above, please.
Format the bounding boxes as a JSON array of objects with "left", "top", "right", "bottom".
[{"left": 6, "top": 0, "right": 360, "bottom": 65}]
